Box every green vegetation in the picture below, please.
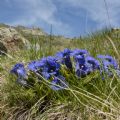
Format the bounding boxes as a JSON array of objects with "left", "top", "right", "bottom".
[{"left": 0, "top": 29, "right": 120, "bottom": 120}]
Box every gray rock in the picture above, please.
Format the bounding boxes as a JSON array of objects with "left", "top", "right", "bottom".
[{"left": 0, "top": 27, "right": 30, "bottom": 53}]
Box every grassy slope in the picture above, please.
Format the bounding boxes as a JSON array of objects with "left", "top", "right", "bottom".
[{"left": 0, "top": 29, "right": 120, "bottom": 120}]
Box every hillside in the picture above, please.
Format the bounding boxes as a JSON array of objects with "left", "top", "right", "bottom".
[
  {"left": 0, "top": 24, "right": 120, "bottom": 120},
  {"left": 0, "top": 23, "right": 72, "bottom": 55}
]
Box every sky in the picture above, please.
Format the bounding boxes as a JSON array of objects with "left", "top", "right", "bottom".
[{"left": 0, "top": 0, "right": 120, "bottom": 37}]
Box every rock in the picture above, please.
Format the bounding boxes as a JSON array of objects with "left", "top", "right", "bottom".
[
  {"left": 0, "top": 41, "right": 7, "bottom": 55},
  {"left": 0, "top": 27, "right": 30, "bottom": 53}
]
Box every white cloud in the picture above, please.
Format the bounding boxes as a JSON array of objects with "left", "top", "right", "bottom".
[
  {"left": 6, "top": 0, "right": 71, "bottom": 35},
  {"left": 58, "top": 0, "right": 120, "bottom": 28},
  {"left": 4, "top": 0, "right": 120, "bottom": 36}
]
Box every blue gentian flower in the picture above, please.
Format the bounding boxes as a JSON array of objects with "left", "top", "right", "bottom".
[
  {"left": 98, "top": 55, "right": 119, "bottom": 77},
  {"left": 56, "top": 48, "right": 72, "bottom": 70},
  {"left": 71, "top": 49, "right": 89, "bottom": 57},
  {"left": 11, "top": 63, "right": 27, "bottom": 78},
  {"left": 97, "top": 55, "right": 106, "bottom": 59},
  {"left": 74, "top": 55, "right": 85, "bottom": 64},
  {"left": 27, "top": 60, "right": 44, "bottom": 72},
  {"left": 97, "top": 55, "right": 118, "bottom": 69},
  {"left": 102, "top": 60, "right": 111, "bottom": 71},
  {"left": 86, "top": 56, "right": 100, "bottom": 71},
  {"left": 74, "top": 55, "right": 90, "bottom": 77},
  {"left": 105, "top": 55, "right": 118, "bottom": 69},
  {"left": 50, "top": 76, "right": 67, "bottom": 90},
  {"left": 11, "top": 63, "right": 28, "bottom": 86},
  {"left": 71, "top": 49, "right": 89, "bottom": 71},
  {"left": 75, "top": 64, "right": 90, "bottom": 77},
  {"left": 40, "top": 56, "right": 61, "bottom": 79},
  {"left": 102, "top": 60, "right": 113, "bottom": 76}
]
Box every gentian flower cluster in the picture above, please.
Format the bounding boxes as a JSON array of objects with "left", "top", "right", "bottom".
[
  {"left": 11, "top": 48, "right": 120, "bottom": 90},
  {"left": 97, "top": 55, "right": 118, "bottom": 77}
]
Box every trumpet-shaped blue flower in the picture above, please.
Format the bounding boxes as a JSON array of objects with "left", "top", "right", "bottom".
[
  {"left": 71, "top": 49, "right": 89, "bottom": 57},
  {"left": 74, "top": 55, "right": 85, "bottom": 64},
  {"left": 98, "top": 55, "right": 119, "bottom": 77},
  {"left": 56, "top": 48, "right": 72, "bottom": 70},
  {"left": 75, "top": 55, "right": 90, "bottom": 77},
  {"left": 11, "top": 63, "right": 28, "bottom": 86},
  {"left": 50, "top": 76, "right": 67, "bottom": 90},
  {"left": 75, "top": 64, "right": 90, "bottom": 77},
  {"left": 40, "top": 56, "right": 61, "bottom": 79},
  {"left": 11, "top": 63, "right": 27, "bottom": 78},
  {"left": 102, "top": 60, "right": 113, "bottom": 76},
  {"left": 27, "top": 60, "right": 44, "bottom": 72},
  {"left": 86, "top": 56, "right": 100, "bottom": 71},
  {"left": 97, "top": 55, "right": 118, "bottom": 69}
]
